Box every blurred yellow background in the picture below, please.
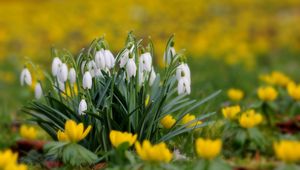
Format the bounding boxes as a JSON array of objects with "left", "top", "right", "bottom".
[{"left": 1, "top": 0, "right": 300, "bottom": 67}]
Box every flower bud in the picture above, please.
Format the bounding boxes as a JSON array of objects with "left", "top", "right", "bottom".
[
  {"left": 104, "top": 49, "right": 115, "bottom": 69},
  {"left": 52, "top": 57, "right": 62, "bottom": 76},
  {"left": 139, "top": 52, "right": 152, "bottom": 72},
  {"left": 119, "top": 49, "right": 129, "bottom": 68},
  {"left": 83, "top": 71, "right": 92, "bottom": 89},
  {"left": 57, "top": 63, "right": 68, "bottom": 82},
  {"left": 69, "top": 68, "right": 76, "bottom": 84},
  {"left": 95, "top": 50, "right": 106, "bottom": 70},
  {"left": 126, "top": 58, "right": 137, "bottom": 78},
  {"left": 78, "top": 99, "right": 87, "bottom": 115},
  {"left": 149, "top": 68, "right": 156, "bottom": 86},
  {"left": 20, "top": 68, "right": 32, "bottom": 86},
  {"left": 35, "top": 82, "right": 43, "bottom": 99}
]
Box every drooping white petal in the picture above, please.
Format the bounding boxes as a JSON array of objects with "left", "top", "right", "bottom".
[
  {"left": 119, "top": 49, "right": 129, "bottom": 68},
  {"left": 55, "top": 80, "right": 65, "bottom": 92},
  {"left": 149, "top": 68, "right": 156, "bottom": 86},
  {"left": 176, "top": 63, "right": 191, "bottom": 84},
  {"left": 140, "top": 52, "right": 152, "bottom": 72},
  {"left": 95, "top": 50, "right": 106, "bottom": 70},
  {"left": 82, "top": 71, "right": 92, "bottom": 89},
  {"left": 51, "top": 57, "right": 62, "bottom": 76},
  {"left": 87, "top": 60, "right": 98, "bottom": 77},
  {"left": 57, "top": 63, "right": 68, "bottom": 82},
  {"left": 78, "top": 99, "right": 87, "bottom": 115},
  {"left": 177, "top": 77, "right": 191, "bottom": 95},
  {"left": 126, "top": 58, "right": 137, "bottom": 78},
  {"left": 69, "top": 68, "right": 76, "bottom": 84},
  {"left": 164, "top": 47, "right": 176, "bottom": 65},
  {"left": 20, "top": 68, "right": 32, "bottom": 86},
  {"left": 35, "top": 82, "right": 43, "bottom": 99},
  {"left": 104, "top": 49, "right": 115, "bottom": 69}
]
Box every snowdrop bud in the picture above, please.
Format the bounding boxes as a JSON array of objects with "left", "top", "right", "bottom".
[
  {"left": 81, "top": 61, "right": 86, "bottom": 74},
  {"left": 83, "top": 71, "right": 92, "bottom": 89},
  {"left": 87, "top": 60, "right": 98, "bottom": 77},
  {"left": 140, "top": 52, "right": 152, "bottom": 72},
  {"left": 78, "top": 99, "right": 87, "bottom": 115},
  {"left": 178, "top": 77, "right": 191, "bottom": 95},
  {"left": 149, "top": 68, "right": 156, "bottom": 86},
  {"left": 52, "top": 57, "right": 62, "bottom": 76},
  {"left": 95, "top": 50, "right": 106, "bottom": 70},
  {"left": 126, "top": 58, "right": 137, "bottom": 78},
  {"left": 57, "top": 63, "right": 68, "bottom": 82},
  {"left": 139, "top": 70, "right": 145, "bottom": 85},
  {"left": 56, "top": 80, "right": 65, "bottom": 92},
  {"left": 20, "top": 68, "right": 32, "bottom": 86},
  {"left": 69, "top": 68, "right": 76, "bottom": 84},
  {"left": 164, "top": 45, "right": 176, "bottom": 65},
  {"left": 104, "top": 49, "right": 115, "bottom": 69},
  {"left": 119, "top": 49, "right": 129, "bottom": 68},
  {"left": 35, "top": 82, "right": 43, "bottom": 99}
]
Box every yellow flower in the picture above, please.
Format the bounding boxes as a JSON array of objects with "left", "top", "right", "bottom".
[
  {"left": 62, "top": 84, "right": 78, "bottom": 98},
  {"left": 160, "top": 115, "right": 176, "bottom": 129},
  {"left": 195, "top": 138, "right": 222, "bottom": 160},
  {"left": 57, "top": 120, "right": 92, "bottom": 143},
  {"left": 227, "top": 88, "right": 244, "bottom": 101},
  {"left": 287, "top": 82, "right": 300, "bottom": 101},
  {"left": 222, "top": 105, "right": 241, "bottom": 120},
  {"left": 182, "top": 114, "right": 202, "bottom": 128},
  {"left": 239, "top": 110, "right": 263, "bottom": 128},
  {"left": 0, "top": 150, "right": 27, "bottom": 170},
  {"left": 109, "top": 130, "right": 137, "bottom": 148},
  {"left": 135, "top": 140, "right": 172, "bottom": 163},
  {"left": 273, "top": 140, "right": 300, "bottom": 163},
  {"left": 145, "top": 94, "right": 150, "bottom": 106},
  {"left": 20, "top": 125, "right": 37, "bottom": 140},
  {"left": 260, "top": 71, "right": 292, "bottom": 87},
  {"left": 257, "top": 86, "right": 278, "bottom": 101}
]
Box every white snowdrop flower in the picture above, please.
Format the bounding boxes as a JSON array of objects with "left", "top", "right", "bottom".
[
  {"left": 20, "top": 68, "right": 32, "bottom": 86},
  {"left": 139, "top": 52, "right": 152, "bottom": 72},
  {"left": 34, "top": 82, "right": 43, "bottom": 99},
  {"left": 51, "top": 57, "right": 62, "bottom": 76},
  {"left": 119, "top": 49, "right": 129, "bottom": 68},
  {"left": 126, "top": 58, "right": 137, "bottom": 78},
  {"left": 95, "top": 50, "right": 106, "bottom": 70},
  {"left": 138, "top": 69, "right": 145, "bottom": 85},
  {"left": 55, "top": 80, "right": 65, "bottom": 92},
  {"left": 78, "top": 99, "right": 87, "bottom": 115},
  {"left": 173, "top": 149, "right": 187, "bottom": 161},
  {"left": 69, "top": 68, "right": 76, "bottom": 84},
  {"left": 104, "top": 49, "right": 115, "bottom": 69},
  {"left": 149, "top": 68, "right": 156, "bottom": 86},
  {"left": 176, "top": 63, "right": 191, "bottom": 84},
  {"left": 87, "top": 60, "right": 98, "bottom": 77},
  {"left": 57, "top": 63, "right": 68, "bottom": 82},
  {"left": 82, "top": 71, "right": 92, "bottom": 89},
  {"left": 177, "top": 77, "right": 191, "bottom": 95}
]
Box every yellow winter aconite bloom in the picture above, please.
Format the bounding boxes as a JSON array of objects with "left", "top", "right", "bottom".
[
  {"left": 227, "top": 88, "right": 244, "bottom": 101},
  {"left": 109, "top": 130, "right": 137, "bottom": 148},
  {"left": 260, "top": 71, "right": 292, "bottom": 87},
  {"left": 222, "top": 105, "right": 241, "bottom": 120},
  {"left": 57, "top": 120, "right": 92, "bottom": 143},
  {"left": 257, "top": 86, "right": 278, "bottom": 102},
  {"left": 182, "top": 114, "right": 202, "bottom": 128},
  {"left": 160, "top": 115, "right": 176, "bottom": 129},
  {"left": 20, "top": 125, "right": 37, "bottom": 140},
  {"left": 287, "top": 82, "right": 300, "bottom": 101},
  {"left": 0, "top": 150, "right": 27, "bottom": 170},
  {"left": 273, "top": 140, "right": 300, "bottom": 163},
  {"left": 135, "top": 140, "right": 172, "bottom": 163},
  {"left": 62, "top": 84, "right": 78, "bottom": 98},
  {"left": 239, "top": 110, "right": 263, "bottom": 128},
  {"left": 195, "top": 138, "right": 222, "bottom": 160}
]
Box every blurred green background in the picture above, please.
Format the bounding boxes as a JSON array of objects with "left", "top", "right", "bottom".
[{"left": 1, "top": 0, "right": 300, "bottom": 148}]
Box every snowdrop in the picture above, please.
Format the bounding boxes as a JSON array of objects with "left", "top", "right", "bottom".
[
  {"left": 69, "top": 68, "right": 76, "bottom": 84},
  {"left": 104, "top": 49, "right": 115, "bottom": 69},
  {"left": 52, "top": 57, "right": 62, "bottom": 76},
  {"left": 55, "top": 80, "right": 65, "bottom": 92},
  {"left": 95, "top": 49, "right": 106, "bottom": 70},
  {"left": 176, "top": 63, "right": 191, "bottom": 83},
  {"left": 34, "top": 82, "right": 43, "bottom": 99},
  {"left": 139, "top": 52, "right": 152, "bottom": 72},
  {"left": 87, "top": 60, "right": 99, "bottom": 77},
  {"left": 20, "top": 68, "right": 32, "bottom": 86},
  {"left": 119, "top": 49, "right": 129, "bottom": 68},
  {"left": 177, "top": 77, "right": 191, "bottom": 95},
  {"left": 149, "top": 68, "right": 156, "bottom": 86},
  {"left": 164, "top": 45, "right": 176, "bottom": 65},
  {"left": 83, "top": 71, "right": 92, "bottom": 89},
  {"left": 78, "top": 99, "right": 87, "bottom": 115},
  {"left": 126, "top": 58, "right": 137, "bottom": 78},
  {"left": 57, "top": 63, "right": 68, "bottom": 82}
]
